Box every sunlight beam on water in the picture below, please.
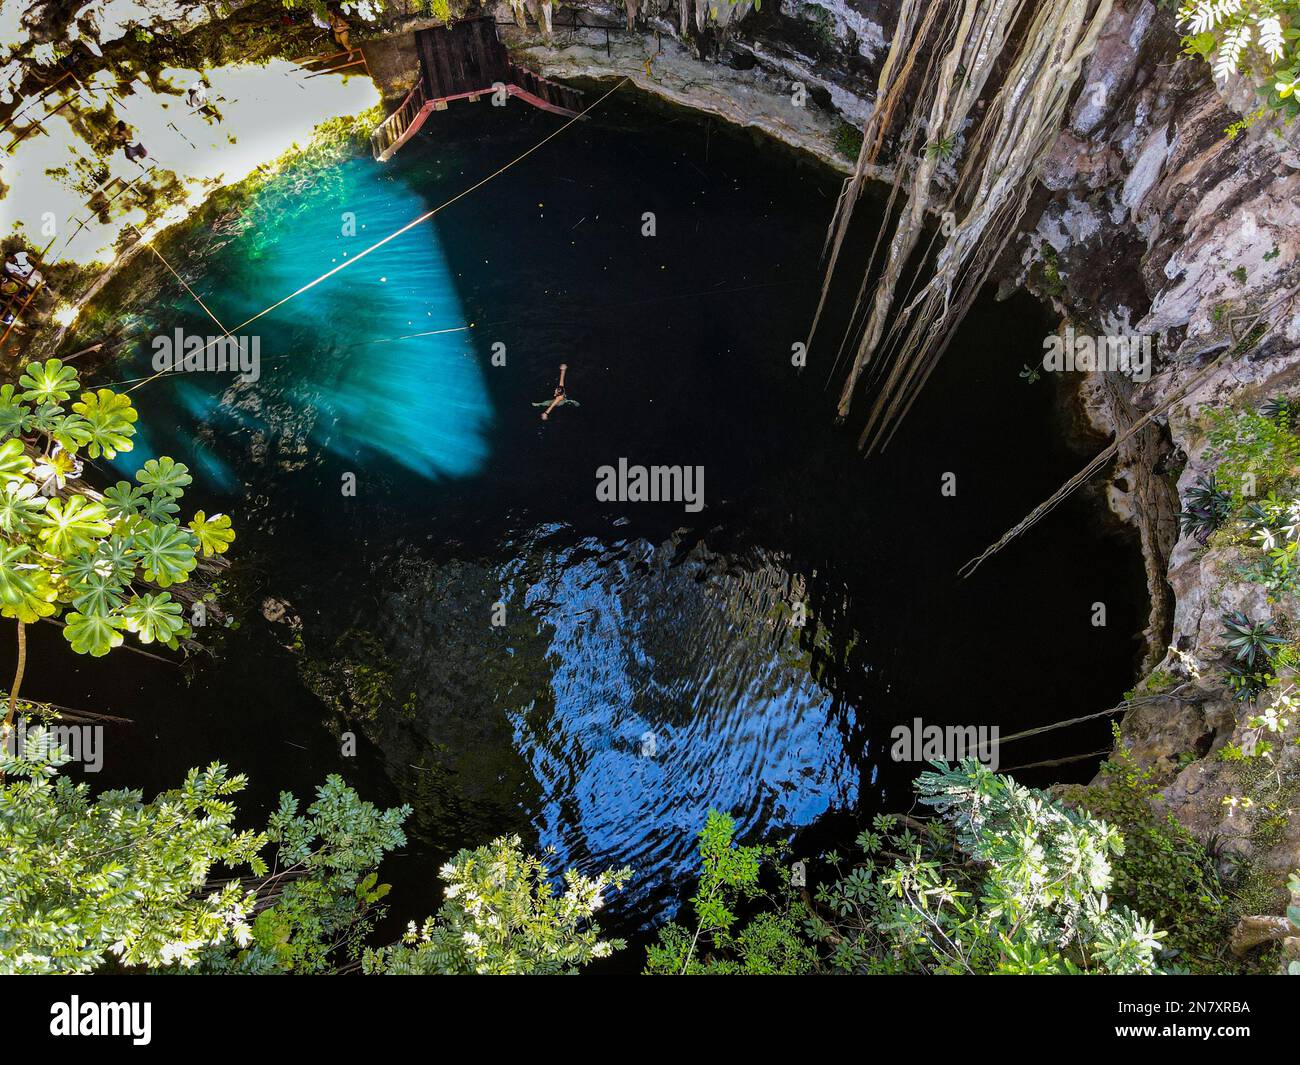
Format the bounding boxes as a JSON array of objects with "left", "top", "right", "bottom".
[{"left": 113, "top": 155, "right": 494, "bottom": 489}]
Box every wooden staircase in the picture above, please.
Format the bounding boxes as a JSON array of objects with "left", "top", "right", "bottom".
[{"left": 370, "top": 16, "right": 583, "bottom": 162}]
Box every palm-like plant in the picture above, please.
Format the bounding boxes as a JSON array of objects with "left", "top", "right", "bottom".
[
  {"left": 1259, "top": 395, "right": 1297, "bottom": 428},
  {"left": 923, "top": 133, "right": 958, "bottom": 161},
  {"left": 1224, "top": 660, "right": 1272, "bottom": 703}
]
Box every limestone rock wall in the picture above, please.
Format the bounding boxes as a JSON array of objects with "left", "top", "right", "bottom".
[{"left": 1023, "top": 0, "right": 1300, "bottom": 895}]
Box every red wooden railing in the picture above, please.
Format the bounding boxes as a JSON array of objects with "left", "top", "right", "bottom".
[{"left": 370, "top": 81, "right": 429, "bottom": 162}]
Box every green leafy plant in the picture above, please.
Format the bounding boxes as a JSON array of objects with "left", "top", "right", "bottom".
[
  {"left": 1225, "top": 684, "right": 1300, "bottom": 759},
  {"left": 0, "top": 736, "right": 264, "bottom": 973},
  {"left": 1238, "top": 491, "right": 1300, "bottom": 597},
  {"left": 1261, "top": 394, "right": 1298, "bottom": 427},
  {"left": 1178, "top": 2, "right": 1300, "bottom": 118},
  {"left": 415, "top": 0, "right": 454, "bottom": 20},
  {"left": 1225, "top": 659, "right": 1275, "bottom": 702},
  {"left": 1181, "top": 474, "right": 1234, "bottom": 542},
  {"left": 1205, "top": 406, "right": 1300, "bottom": 507},
  {"left": 801, "top": 1, "right": 839, "bottom": 51},
  {"left": 362, "top": 836, "right": 629, "bottom": 974},
  {"left": 0, "top": 730, "right": 409, "bottom": 975},
  {"left": 1066, "top": 730, "right": 1236, "bottom": 973},
  {"left": 1221, "top": 610, "right": 1287, "bottom": 668},
  {"left": 650, "top": 762, "right": 1169, "bottom": 975},
  {"left": 645, "top": 811, "right": 816, "bottom": 975},
  {"left": 923, "top": 133, "right": 958, "bottom": 160},
  {"left": 0, "top": 361, "right": 235, "bottom": 731},
  {"left": 190, "top": 778, "right": 411, "bottom": 974},
  {"left": 833, "top": 119, "right": 864, "bottom": 161}
]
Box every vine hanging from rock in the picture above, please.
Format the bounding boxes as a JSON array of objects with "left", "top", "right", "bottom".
[{"left": 810, "top": 0, "right": 1115, "bottom": 453}]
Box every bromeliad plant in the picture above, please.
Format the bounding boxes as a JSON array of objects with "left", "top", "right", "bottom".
[
  {"left": 1180, "top": 474, "right": 1234, "bottom": 542},
  {"left": 1182, "top": 403, "right": 1300, "bottom": 701},
  {"left": 1220, "top": 611, "right": 1288, "bottom": 701},
  {"left": 0, "top": 359, "right": 234, "bottom": 718},
  {"left": 1221, "top": 610, "right": 1287, "bottom": 669},
  {"left": 1224, "top": 660, "right": 1275, "bottom": 702},
  {"left": 1260, "top": 395, "right": 1299, "bottom": 428}
]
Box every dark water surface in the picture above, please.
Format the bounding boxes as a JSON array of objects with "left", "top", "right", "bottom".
[{"left": 36, "top": 87, "right": 1145, "bottom": 952}]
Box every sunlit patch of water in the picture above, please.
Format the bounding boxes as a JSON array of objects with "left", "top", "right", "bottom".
[{"left": 108, "top": 154, "right": 493, "bottom": 483}]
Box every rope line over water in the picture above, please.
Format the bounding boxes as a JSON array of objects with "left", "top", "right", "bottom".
[
  {"left": 130, "top": 224, "right": 232, "bottom": 338},
  {"left": 97, "top": 275, "right": 804, "bottom": 390},
  {"left": 126, "top": 76, "right": 632, "bottom": 395},
  {"left": 958, "top": 282, "right": 1300, "bottom": 579}
]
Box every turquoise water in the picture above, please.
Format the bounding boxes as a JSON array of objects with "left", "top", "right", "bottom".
[
  {"left": 115, "top": 152, "right": 493, "bottom": 486},
  {"left": 43, "top": 90, "right": 1145, "bottom": 947}
]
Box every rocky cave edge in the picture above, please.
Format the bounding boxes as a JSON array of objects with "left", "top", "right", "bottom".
[{"left": 5, "top": 0, "right": 1300, "bottom": 941}]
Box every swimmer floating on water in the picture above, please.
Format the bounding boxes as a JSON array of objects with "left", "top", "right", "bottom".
[{"left": 534, "top": 363, "right": 580, "bottom": 421}]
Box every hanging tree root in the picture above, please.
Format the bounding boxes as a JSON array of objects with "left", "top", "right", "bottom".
[
  {"left": 841, "top": 0, "right": 1035, "bottom": 422},
  {"left": 810, "top": 0, "right": 1116, "bottom": 448},
  {"left": 857, "top": 0, "right": 1115, "bottom": 449},
  {"left": 806, "top": 0, "right": 941, "bottom": 366},
  {"left": 958, "top": 283, "right": 1300, "bottom": 579}
]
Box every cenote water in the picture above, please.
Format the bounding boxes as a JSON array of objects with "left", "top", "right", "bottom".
[{"left": 39, "top": 87, "right": 1144, "bottom": 961}]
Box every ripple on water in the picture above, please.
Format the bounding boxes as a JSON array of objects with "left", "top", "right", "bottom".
[{"left": 512, "top": 537, "right": 857, "bottom": 901}]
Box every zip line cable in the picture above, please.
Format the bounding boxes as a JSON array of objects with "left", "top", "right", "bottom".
[
  {"left": 129, "top": 224, "right": 231, "bottom": 337},
  {"left": 93, "top": 277, "right": 808, "bottom": 390},
  {"left": 125, "top": 76, "right": 632, "bottom": 396},
  {"left": 356, "top": 278, "right": 807, "bottom": 347}
]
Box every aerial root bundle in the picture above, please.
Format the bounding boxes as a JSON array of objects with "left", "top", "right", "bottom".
[{"left": 811, "top": 0, "right": 1114, "bottom": 453}]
